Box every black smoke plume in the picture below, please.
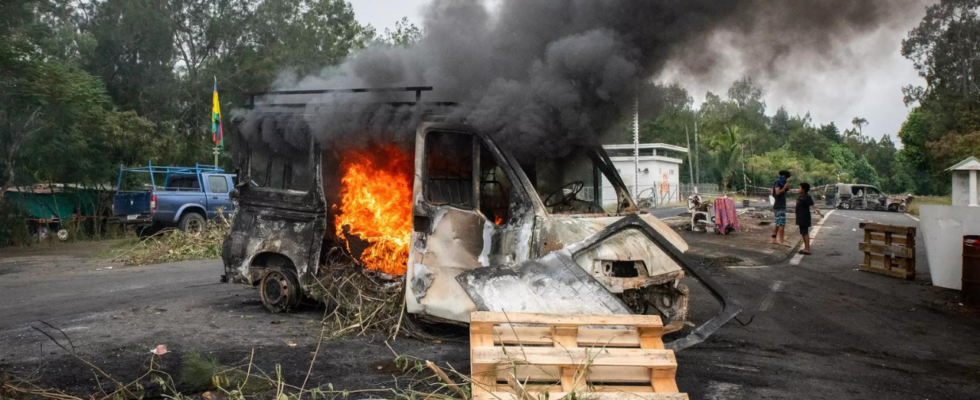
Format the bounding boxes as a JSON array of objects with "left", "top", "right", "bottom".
[{"left": 237, "top": 0, "right": 926, "bottom": 160}]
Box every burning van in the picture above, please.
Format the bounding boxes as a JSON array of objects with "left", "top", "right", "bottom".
[{"left": 221, "top": 87, "right": 739, "bottom": 350}]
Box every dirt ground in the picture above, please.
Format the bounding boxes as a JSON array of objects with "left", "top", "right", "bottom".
[{"left": 2, "top": 207, "right": 979, "bottom": 399}]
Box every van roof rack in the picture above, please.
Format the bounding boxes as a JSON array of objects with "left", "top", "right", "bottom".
[{"left": 246, "top": 86, "right": 457, "bottom": 109}]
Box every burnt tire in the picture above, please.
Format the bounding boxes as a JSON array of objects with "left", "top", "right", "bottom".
[
  {"left": 177, "top": 213, "right": 205, "bottom": 234},
  {"left": 259, "top": 268, "right": 301, "bottom": 313}
]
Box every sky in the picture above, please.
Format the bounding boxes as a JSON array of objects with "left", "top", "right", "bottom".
[{"left": 351, "top": 0, "right": 929, "bottom": 142}]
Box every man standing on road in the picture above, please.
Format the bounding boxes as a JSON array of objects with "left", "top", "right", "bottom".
[
  {"left": 796, "top": 182, "right": 824, "bottom": 255},
  {"left": 770, "top": 170, "right": 792, "bottom": 246}
]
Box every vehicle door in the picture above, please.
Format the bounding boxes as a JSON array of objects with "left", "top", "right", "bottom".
[
  {"left": 203, "top": 173, "right": 233, "bottom": 219},
  {"left": 865, "top": 186, "right": 885, "bottom": 209},
  {"left": 405, "top": 124, "right": 537, "bottom": 323},
  {"left": 824, "top": 184, "right": 837, "bottom": 206}
]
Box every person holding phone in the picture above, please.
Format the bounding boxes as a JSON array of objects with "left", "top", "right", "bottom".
[{"left": 770, "top": 170, "right": 792, "bottom": 246}]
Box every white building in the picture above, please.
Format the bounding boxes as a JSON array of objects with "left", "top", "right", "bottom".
[
  {"left": 601, "top": 143, "right": 689, "bottom": 208},
  {"left": 948, "top": 156, "right": 980, "bottom": 207}
]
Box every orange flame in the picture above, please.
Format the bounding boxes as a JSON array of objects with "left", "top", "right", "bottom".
[{"left": 335, "top": 144, "right": 413, "bottom": 275}]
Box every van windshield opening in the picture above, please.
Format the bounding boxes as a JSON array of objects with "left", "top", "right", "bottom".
[{"left": 520, "top": 149, "right": 625, "bottom": 215}]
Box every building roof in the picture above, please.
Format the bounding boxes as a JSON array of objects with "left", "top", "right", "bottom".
[
  {"left": 946, "top": 156, "right": 980, "bottom": 171},
  {"left": 606, "top": 154, "right": 685, "bottom": 165},
  {"left": 603, "top": 143, "right": 689, "bottom": 153}
]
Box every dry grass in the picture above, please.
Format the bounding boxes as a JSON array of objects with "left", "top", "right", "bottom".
[
  {"left": 907, "top": 196, "right": 952, "bottom": 215},
  {"left": 112, "top": 217, "right": 230, "bottom": 266},
  {"left": 309, "top": 249, "right": 433, "bottom": 341}
]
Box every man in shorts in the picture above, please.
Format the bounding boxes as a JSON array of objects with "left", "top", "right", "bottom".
[
  {"left": 771, "top": 170, "right": 791, "bottom": 246},
  {"left": 796, "top": 182, "right": 824, "bottom": 255}
]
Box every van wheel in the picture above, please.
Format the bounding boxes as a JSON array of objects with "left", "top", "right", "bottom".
[
  {"left": 178, "top": 213, "right": 205, "bottom": 234},
  {"left": 260, "top": 269, "right": 301, "bottom": 313}
]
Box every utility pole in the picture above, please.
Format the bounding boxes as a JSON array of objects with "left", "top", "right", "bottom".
[
  {"left": 694, "top": 118, "right": 700, "bottom": 186},
  {"left": 685, "top": 124, "right": 695, "bottom": 192},
  {"left": 633, "top": 94, "right": 639, "bottom": 197},
  {"left": 741, "top": 145, "right": 748, "bottom": 196}
]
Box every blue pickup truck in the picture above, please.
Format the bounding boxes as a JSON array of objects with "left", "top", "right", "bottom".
[{"left": 111, "top": 163, "right": 236, "bottom": 234}]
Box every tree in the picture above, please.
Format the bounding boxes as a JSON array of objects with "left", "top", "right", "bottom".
[
  {"left": 747, "top": 149, "right": 839, "bottom": 188},
  {"left": 851, "top": 156, "right": 881, "bottom": 187},
  {"left": 80, "top": 0, "right": 374, "bottom": 168},
  {"left": 770, "top": 107, "right": 791, "bottom": 139},
  {"left": 903, "top": 0, "right": 980, "bottom": 115},
  {"left": 897, "top": 108, "right": 933, "bottom": 169},
  {"left": 637, "top": 83, "right": 694, "bottom": 147},
  {"left": 380, "top": 17, "right": 424, "bottom": 47},
  {"left": 817, "top": 122, "right": 843, "bottom": 144},
  {"left": 0, "top": 0, "right": 157, "bottom": 199},
  {"left": 710, "top": 125, "right": 743, "bottom": 191},
  {"left": 897, "top": 0, "right": 980, "bottom": 194},
  {"left": 787, "top": 125, "right": 833, "bottom": 161},
  {"left": 851, "top": 117, "right": 868, "bottom": 137},
  {"left": 927, "top": 131, "right": 980, "bottom": 169}
]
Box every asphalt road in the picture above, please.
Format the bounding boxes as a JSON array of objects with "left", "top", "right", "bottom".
[
  {"left": 646, "top": 205, "right": 688, "bottom": 219},
  {"left": 674, "top": 209, "right": 980, "bottom": 399},
  {"left": 1, "top": 210, "right": 979, "bottom": 399}
]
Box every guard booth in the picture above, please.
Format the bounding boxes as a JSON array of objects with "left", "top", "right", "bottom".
[
  {"left": 948, "top": 156, "right": 980, "bottom": 207},
  {"left": 920, "top": 156, "right": 980, "bottom": 290}
]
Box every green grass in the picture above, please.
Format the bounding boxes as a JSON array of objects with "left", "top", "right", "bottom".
[
  {"left": 908, "top": 196, "right": 952, "bottom": 215},
  {"left": 180, "top": 351, "right": 270, "bottom": 394}
]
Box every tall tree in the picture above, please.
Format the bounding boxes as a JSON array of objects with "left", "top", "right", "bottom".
[
  {"left": 897, "top": 0, "right": 980, "bottom": 194},
  {"left": 851, "top": 117, "right": 868, "bottom": 137},
  {"left": 710, "top": 125, "right": 743, "bottom": 191}
]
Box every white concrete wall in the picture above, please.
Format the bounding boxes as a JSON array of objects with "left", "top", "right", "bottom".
[
  {"left": 601, "top": 158, "right": 682, "bottom": 207},
  {"left": 951, "top": 170, "right": 979, "bottom": 207},
  {"left": 920, "top": 205, "right": 980, "bottom": 289}
]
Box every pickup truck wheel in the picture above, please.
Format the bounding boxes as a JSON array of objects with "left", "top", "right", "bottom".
[
  {"left": 177, "top": 213, "right": 205, "bottom": 234},
  {"left": 260, "top": 269, "right": 301, "bottom": 313}
]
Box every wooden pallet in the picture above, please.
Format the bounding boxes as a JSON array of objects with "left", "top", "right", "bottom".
[
  {"left": 469, "top": 312, "right": 688, "bottom": 400},
  {"left": 859, "top": 222, "right": 916, "bottom": 280}
]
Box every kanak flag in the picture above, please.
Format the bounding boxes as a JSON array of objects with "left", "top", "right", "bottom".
[{"left": 212, "top": 79, "right": 223, "bottom": 148}]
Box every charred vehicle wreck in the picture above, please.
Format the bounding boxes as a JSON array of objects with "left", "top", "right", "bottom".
[
  {"left": 221, "top": 87, "right": 741, "bottom": 350},
  {"left": 824, "top": 183, "right": 913, "bottom": 212}
]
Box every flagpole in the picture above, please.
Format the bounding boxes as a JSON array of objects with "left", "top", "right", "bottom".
[{"left": 213, "top": 76, "right": 220, "bottom": 167}]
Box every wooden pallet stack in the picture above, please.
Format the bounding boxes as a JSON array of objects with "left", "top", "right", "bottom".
[
  {"left": 859, "top": 222, "right": 916, "bottom": 280},
  {"left": 469, "top": 312, "right": 688, "bottom": 400}
]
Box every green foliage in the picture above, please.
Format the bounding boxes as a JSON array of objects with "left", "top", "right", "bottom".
[
  {"left": 121, "top": 217, "right": 230, "bottom": 266},
  {"left": 896, "top": 0, "right": 980, "bottom": 194},
  {"left": 0, "top": 202, "right": 31, "bottom": 247},
  {"left": 380, "top": 17, "right": 424, "bottom": 47},
  {"left": 637, "top": 76, "right": 909, "bottom": 194},
  {"left": 908, "top": 196, "right": 953, "bottom": 216},
  {"left": 748, "top": 149, "right": 839, "bottom": 188},
  {"left": 927, "top": 131, "right": 980, "bottom": 170},
  {"left": 180, "top": 352, "right": 270, "bottom": 394},
  {"left": 850, "top": 156, "right": 881, "bottom": 187},
  {"left": 710, "top": 125, "right": 743, "bottom": 191},
  {"left": 77, "top": 0, "right": 374, "bottom": 171}
]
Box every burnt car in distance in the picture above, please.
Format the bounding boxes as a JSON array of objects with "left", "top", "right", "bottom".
[
  {"left": 824, "top": 183, "right": 913, "bottom": 212},
  {"left": 219, "top": 87, "right": 739, "bottom": 351}
]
